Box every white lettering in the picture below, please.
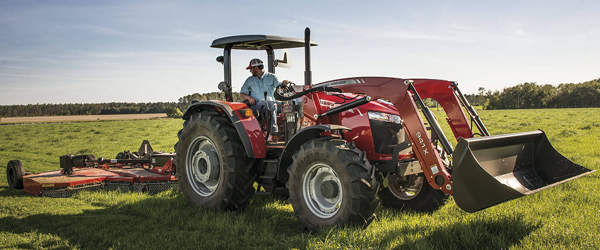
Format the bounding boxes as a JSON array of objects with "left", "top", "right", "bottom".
[
  {"left": 319, "top": 100, "right": 335, "bottom": 109},
  {"left": 416, "top": 132, "right": 429, "bottom": 155},
  {"left": 323, "top": 79, "right": 363, "bottom": 88}
]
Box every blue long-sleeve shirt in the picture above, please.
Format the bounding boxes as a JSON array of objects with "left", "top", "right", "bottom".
[{"left": 240, "top": 72, "right": 281, "bottom": 101}]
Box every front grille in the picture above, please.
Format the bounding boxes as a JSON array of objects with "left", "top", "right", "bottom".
[{"left": 370, "top": 120, "right": 405, "bottom": 154}]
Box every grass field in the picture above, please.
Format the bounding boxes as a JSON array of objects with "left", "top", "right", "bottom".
[{"left": 1, "top": 109, "right": 599, "bottom": 249}]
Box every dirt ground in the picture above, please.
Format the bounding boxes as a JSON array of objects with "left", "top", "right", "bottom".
[{"left": 0, "top": 113, "right": 168, "bottom": 124}]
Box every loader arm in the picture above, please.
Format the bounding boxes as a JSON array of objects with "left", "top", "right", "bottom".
[
  {"left": 318, "top": 77, "right": 470, "bottom": 194},
  {"left": 412, "top": 80, "right": 477, "bottom": 140}
]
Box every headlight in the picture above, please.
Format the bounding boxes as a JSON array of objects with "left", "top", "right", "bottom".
[{"left": 368, "top": 111, "right": 402, "bottom": 124}]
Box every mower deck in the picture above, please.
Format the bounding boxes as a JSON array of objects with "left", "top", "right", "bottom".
[
  {"left": 23, "top": 167, "right": 177, "bottom": 198},
  {"left": 5, "top": 141, "right": 180, "bottom": 198}
]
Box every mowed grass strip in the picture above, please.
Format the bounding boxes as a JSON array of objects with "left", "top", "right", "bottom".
[{"left": 1, "top": 109, "right": 599, "bottom": 249}]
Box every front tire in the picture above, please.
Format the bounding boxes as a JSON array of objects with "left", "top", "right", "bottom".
[
  {"left": 286, "top": 138, "right": 379, "bottom": 230},
  {"left": 378, "top": 173, "right": 448, "bottom": 212},
  {"left": 175, "top": 112, "right": 257, "bottom": 210}
]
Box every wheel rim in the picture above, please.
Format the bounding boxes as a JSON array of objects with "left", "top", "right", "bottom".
[
  {"left": 186, "top": 136, "right": 220, "bottom": 197},
  {"left": 388, "top": 174, "right": 424, "bottom": 200},
  {"left": 302, "top": 163, "right": 342, "bottom": 219}
]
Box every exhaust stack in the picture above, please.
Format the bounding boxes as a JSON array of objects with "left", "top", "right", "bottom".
[{"left": 304, "top": 27, "right": 312, "bottom": 86}]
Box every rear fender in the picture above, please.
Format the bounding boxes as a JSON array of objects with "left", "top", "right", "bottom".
[
  {"left": 182, "top": 101, "right": 266, "bottom": 158},
  {"left": 277, "top": 125, "right": 351, "bottom": 181}
]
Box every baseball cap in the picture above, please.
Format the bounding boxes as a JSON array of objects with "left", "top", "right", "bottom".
[{"left": 246, "top": 58, "right": 263, "bottom": 69}]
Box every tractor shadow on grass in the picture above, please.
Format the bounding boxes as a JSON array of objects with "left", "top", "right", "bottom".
[
  {"left": 374, "top": 210, "right": 541, "bottom": 249},
  {"left": 0, "top": 190, "right": 308, "bottom": 250},
  {"left": 0, "top": 189, "right": 540, "bottom": 250}
]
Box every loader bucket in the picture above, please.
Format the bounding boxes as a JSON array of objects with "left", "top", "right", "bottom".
[{"left": 452, "top": 130, "right": 594, "bottom": 213}]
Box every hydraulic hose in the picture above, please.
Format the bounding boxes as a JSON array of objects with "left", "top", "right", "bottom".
[
  {"left": 318, "top": 96, "right": 371, "bottom": 118},
  {"left": 408, "top": 83, "right": 454, "bottom": 156},
  {"left": 274, "top": 85, "right": 342, "bottom": 101}
]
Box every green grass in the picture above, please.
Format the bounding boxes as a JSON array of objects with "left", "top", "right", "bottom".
[{"left": 1, "top": 110, "right": 599, "bottom": 249}]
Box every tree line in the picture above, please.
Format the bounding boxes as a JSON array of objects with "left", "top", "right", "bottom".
[
  {"left": 1, "top": 79, "right": 598, "bottom": 117},
  {"left": 0, "top": 102, "right": 178, "bottom": 118},
  {"left": 0, "top": 92, "right": 238, "bottom": 118},
  {"left": 473, "top": 78, "right": 600, "bottom": 109}
]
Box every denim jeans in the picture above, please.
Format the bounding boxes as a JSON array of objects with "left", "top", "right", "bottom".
[{"left": 252, "top": 100, "right": 278, "bottom": 134}]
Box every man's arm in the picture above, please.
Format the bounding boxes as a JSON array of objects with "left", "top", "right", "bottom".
[
  {"left": 240, "top": 77, "right": 257, "bottom": 105},
  {"left": 239, "top": 92, "right": 256, "bottom": 105}
]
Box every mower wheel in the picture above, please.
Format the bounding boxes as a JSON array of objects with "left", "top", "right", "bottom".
[
  {"left": 115, "top": 152, "right": 126, "bottom": 159},
  {"left": 7, "top": 160, "right": 25, "bottom": 189},
  {"left": 286, "top": 138, "right": 379, "bottom": 230},
  {"left": 175, "top": 111, "right": 257, "bottom": 210},
  {"left": 378, "top": 173, "right": 448, "bottom": 212}
]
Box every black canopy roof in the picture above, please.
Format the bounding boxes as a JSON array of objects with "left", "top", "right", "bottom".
[{"left": 210, "top": 35, "right": 317, "bottom": 50}]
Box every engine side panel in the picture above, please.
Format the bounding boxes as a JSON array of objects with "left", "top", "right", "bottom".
[{"left": 308, "top": 91, "right": 407, "bottom": 161}]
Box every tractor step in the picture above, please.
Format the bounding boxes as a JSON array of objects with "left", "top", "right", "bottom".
[{"left": 258, "top": 159, "right": 279, "bottom": 194}]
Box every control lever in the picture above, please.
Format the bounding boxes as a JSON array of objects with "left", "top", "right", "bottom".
[{"left": 264, "top": 92, "right": 272, "bottom": 142}]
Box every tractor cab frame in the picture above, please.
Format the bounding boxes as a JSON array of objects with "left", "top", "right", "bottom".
[{"left": 210, "top": 34, "right": 317, "bottom": 102}]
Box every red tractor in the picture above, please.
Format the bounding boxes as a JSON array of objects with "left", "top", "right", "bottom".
[{"left": 174, "top": 28, "right": 593, "bottom": 230}]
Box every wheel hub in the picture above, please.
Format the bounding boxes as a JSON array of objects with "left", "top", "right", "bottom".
[
  {"left": 192, "top": 150, "right": 219, "bottom": 182},
  {"left": 320, "top": 180, "right": 339, "bottom": 199},
  {"left": 388, "top": 174, "right": 424, "bottom": 200},
  {"left": 186, "top": 136, "right": 220, "bottom": 197},
  {"left": 303, "top": 164, "right": 342, "bottom": 218}
]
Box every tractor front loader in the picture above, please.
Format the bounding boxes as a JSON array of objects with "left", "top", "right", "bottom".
[{"left": 172, "top": 28, "right": 594, "bottom": 230}]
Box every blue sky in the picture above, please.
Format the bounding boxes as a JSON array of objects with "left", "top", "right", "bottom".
[{"left": 1, "top": 0, "right": 598, "bottom": 105}]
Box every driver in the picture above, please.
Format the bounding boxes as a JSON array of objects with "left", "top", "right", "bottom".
[{"left": 239, "top": 58, "right": 289, "bottom": 141}]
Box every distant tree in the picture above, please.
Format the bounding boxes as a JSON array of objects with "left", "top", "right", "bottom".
[
  {"left": 477, "top": 87, "right": 488, "bottom": 108},
  {"left": 177, "top": 91, "right": 242, "bottom": 111},
  {"left": 167, "top": 107, "right": 183, "bottom": 118}
]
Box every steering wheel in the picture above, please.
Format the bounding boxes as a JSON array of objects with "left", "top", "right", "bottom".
[{"left": 275, "top": 81, "right": 297, "bottom": 100}]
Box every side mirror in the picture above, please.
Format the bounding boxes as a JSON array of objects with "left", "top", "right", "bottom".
[
  {"left": 218, "top": 81, "right": 231, "bottom": 92},
  {"left": 216, "top": 56, "right": 224, "bottom": 64},
  {"left": 275, "top": 49, "right": 293, "bottom": 68}
]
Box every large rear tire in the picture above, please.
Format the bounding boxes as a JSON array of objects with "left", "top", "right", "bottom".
[
  {"left": 7, "top": 160, "right": 25, "bottom": 189},
  {"left": 175, "top": 112, "right": 257, "bottom": 210},
  {"left": 378, "top": 173, "right": 448, "bottom": 212},
  {"left": 286, "top": 138, "right": 379, "bottom": 230}
]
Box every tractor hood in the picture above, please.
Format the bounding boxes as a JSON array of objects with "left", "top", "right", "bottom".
[
  {"left": 313, "top": 77, "right": 414, "bottom": 108},
  {"left": 317, "top": 92, "right": 400, "bottom": 115}
]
